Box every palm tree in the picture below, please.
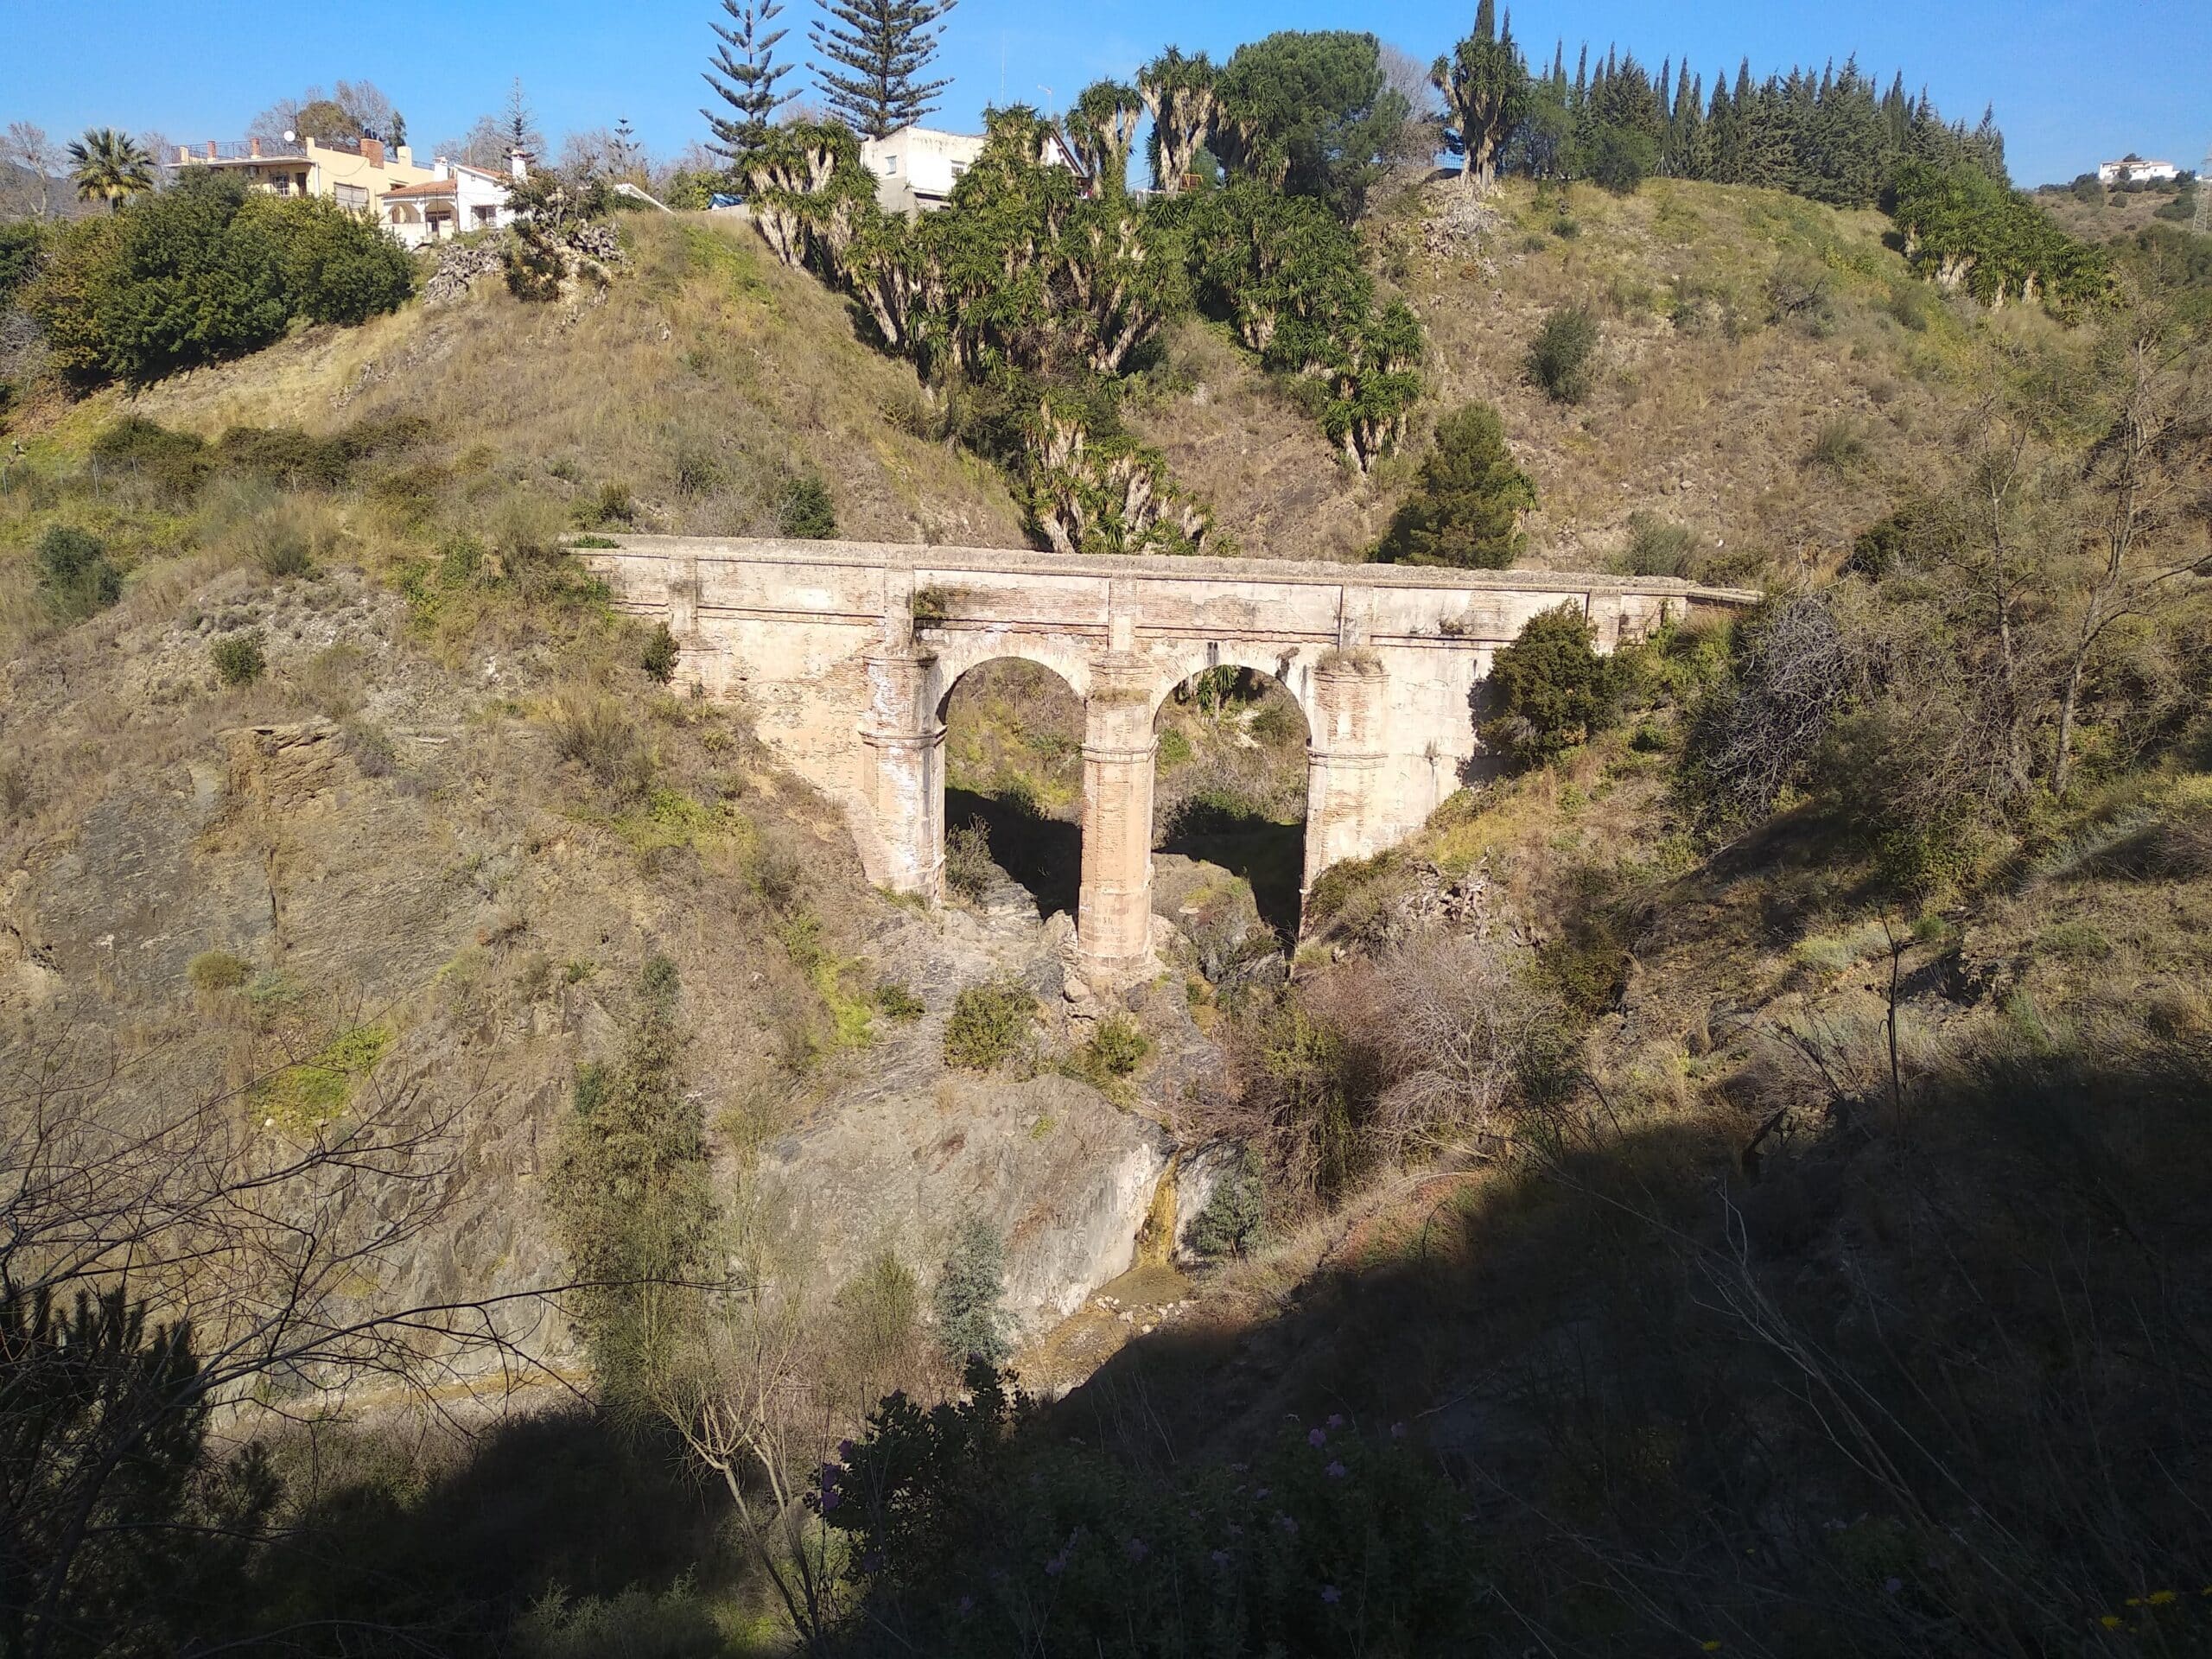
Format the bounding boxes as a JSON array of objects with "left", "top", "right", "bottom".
[{"left": 67, "top": 127, "right": 154, "bottom": 213}]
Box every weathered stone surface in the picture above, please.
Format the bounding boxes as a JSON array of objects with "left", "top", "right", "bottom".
[{"left": 582, "top": 537, "right": 1756, "bottom": 984}]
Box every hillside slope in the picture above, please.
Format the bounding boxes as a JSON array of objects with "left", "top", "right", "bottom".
[
  {"left": 1133, "top": 175, "right": 2060, "bottom": 573},
  {"left": 43, "top": 213, "right": 1026, "bottom": 549}
]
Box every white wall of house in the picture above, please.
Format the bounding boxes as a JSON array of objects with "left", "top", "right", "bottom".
[
  {"left": 2097, "top": 158, "right": 2180, "bottom": 185},
  {"left": 857, "top": 124, "right": 1087, "bottom": 215}
]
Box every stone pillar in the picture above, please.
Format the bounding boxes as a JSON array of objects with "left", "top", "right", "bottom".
[
  {"left": 861, "top": 642, "right": 944, "bottom": 899},
  {"left": 1074, "top": 652, "right": 1158, "bottom": 990},
  {"left": 1302, "top": 655, "right": 1388, "bottom": 908}
]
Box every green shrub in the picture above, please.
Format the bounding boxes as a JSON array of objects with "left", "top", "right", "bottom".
[
  {"left": 640, "top": 622, "right": 679, "bottom": 684},
  {"left": 777, "top": 469, "right": 837, "bottom": 539},
  {"left": 35, "top": 525, "right": 123, "bottom": 620},
  {"left": 216, "top": 424, "right": 353, "bottom": 488},
  {"left": 1374, "top": 401, "right": 1535, "bottom": 569},
  {"left": 1080, "top": 1014, "right": 1150, "bottom": 1079},
  {"left": 583, "top": 482, "right": 634, "bottom": 528},
  {"left": 1588, "top": 124, "right": 1656, "bottom": 194},
  {"left": 932, "top": 1213, "right": 1010, "bottom": 1365},
  {"left": 1190, "top": 1144, "right": 1267, "bottom": 1258},
  {"left": 0, "top": 221, "right": 43, "bottom": 306},
  {"left": 186, "top": 950, "right": 251, "bottom": 992},
  {"left": 875, "top": 981, "right": 925, "bottom": 1021},
  {"left": 1155, "top": 728, "right": 1194, "bottom": 766},
  {"left": 1526, "top": 305, "right": 1600, "bottom": 404},
  {"left": 944, "top": 980, "right": 1034, "bottom": 1071},
  {"left": 24, "top": 175, "right": 411, "bottom": 386},
  {"left": 90, "top": 416, "right": 208, "bottom": 495},
  {"left": 211, "top": 631, "right": 266, "bottom": 688},
  {"left": 1484, "top": 603, "right": 1622, "bottom": 769},
  {"left": 1619, "top": 510, "right": 1696, "bottom": 578}
]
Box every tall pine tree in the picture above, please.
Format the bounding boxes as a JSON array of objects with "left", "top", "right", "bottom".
[
  {"left": 704, "top": 0, "right": 799, "bottom": 163},
  {"left": 810, "top": 0, "right": 956, "bottom": 138}
]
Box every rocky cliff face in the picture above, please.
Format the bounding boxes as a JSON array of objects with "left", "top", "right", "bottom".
[{"left": 0, "top": 558, "right": 1201, "bottom": 1389}]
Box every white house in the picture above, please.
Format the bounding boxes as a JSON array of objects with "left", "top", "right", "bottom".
[
  {"left": 2097, "top": 156, "right": 2181, "bottom": 186},
  {"left": 857, "top": 124, "right": 1087, "bottom": 215},
  {"left": 381, "top": 153, "right": 525, "bottom": 247}
]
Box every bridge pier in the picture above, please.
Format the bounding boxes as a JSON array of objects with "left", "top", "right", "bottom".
[
  {"left": 861, "top": 642, "right": 945, "bottom": 900},
  {"left": 1073, "top": 652, "right": 1160, "bottom": 992},
  {"left": 1302, "top": 655, "right": 1388, "bottom": 906}
]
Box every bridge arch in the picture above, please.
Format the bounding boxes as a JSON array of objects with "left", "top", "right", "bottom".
[{"left": 936, "top": 657, "right": 1086, "bottom": 922}]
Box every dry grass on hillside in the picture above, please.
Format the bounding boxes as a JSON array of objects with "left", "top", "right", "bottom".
[
  {"left": 78, "top": 213, "right": 1025, "bottom": 550},
  {"left": 1131, "top": 176, "right": 2087, "bottom": 576}
]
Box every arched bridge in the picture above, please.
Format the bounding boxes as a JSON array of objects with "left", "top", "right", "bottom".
[{"left": 582, "top": 537, "right": 1756, "bottom": 988}]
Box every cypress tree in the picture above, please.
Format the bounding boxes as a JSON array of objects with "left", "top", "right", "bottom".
[
  {"left": 1707, "top": 73, "right": 1737, "bottom": 183},
  {"left": 703, "top": 0, "right": 799, "bottom": 163},
  {"left": 808, "top": 0, "right": 957, "bottom": 138}
]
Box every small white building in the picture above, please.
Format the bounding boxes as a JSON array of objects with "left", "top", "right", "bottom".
[
  {"left": 857, "top": 124, "right": 1086, "bottom": 215},
  {"left": 2097, "top": 156, "right": 2180, "bottom": 186},
  {"left": 382, "top": 155, "right": 526, "bottom": 247}
]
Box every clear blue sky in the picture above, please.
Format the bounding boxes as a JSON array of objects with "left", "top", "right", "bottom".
[{"left": 4, "top": 0, "right": 2206, "bottom": 187}]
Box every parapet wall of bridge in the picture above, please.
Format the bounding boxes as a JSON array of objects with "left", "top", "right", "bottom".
[{"left": 583, "top": 537, "right": 1755, "bottom": 989}]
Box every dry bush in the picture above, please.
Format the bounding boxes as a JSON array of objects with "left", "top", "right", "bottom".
[
  {"left": 1370, "top": 931, "right": 1574, "bottom": 1155},
  {"left": 549, "top": 690, "right": 654, "bottom": 801}
]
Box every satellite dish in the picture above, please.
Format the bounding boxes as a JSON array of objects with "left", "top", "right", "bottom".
[{"left": 283, "top": 130, "right": 296, "bottom": 143}]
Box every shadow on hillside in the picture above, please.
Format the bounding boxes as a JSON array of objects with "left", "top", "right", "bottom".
[
  {"left": 1158, "top": 811, "right": 1306, "bottom": 944},
  {"left": 233, "top": 1407, "right": 747, "bottom": 1654},
  {"left": 948, "top": 786, "right": 1079, "bottom": 919},
  {"left": 1039, "top": 1028, "right": 2212, "bottom": 1655}
]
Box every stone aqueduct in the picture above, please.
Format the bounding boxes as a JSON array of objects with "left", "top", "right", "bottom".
[{"left": 583, "top": 537, "right": 1755, "bottom": 988}]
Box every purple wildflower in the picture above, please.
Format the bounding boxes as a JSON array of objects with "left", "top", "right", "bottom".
[
  {"left": 1326, "top": 1461, "right": 1347, "bottom": 1479},
  {"left": 1321, "top": 1585, "right": 1341, "bottom": 1605},
  {"left": 1308, "top": 1427, "right": 1328, "bottom": 1447},
  {"left": 1326, "top": 1414, "right": 1345, "bottom": 1429},
  {"left": 957, "top": 1595, "right": 975, "bottom": 1615},
  {"left": 1211, "top": 1550, "right": 1231, "bottom": 1567},
  {"left": 820, "top": 1489, "right": 842, "bottom": 1511},
  {"left": 1278, "top": 1514, "right": 1299, "bottom": 1535},
  {"left": 1389, "top": 1421, "right": 1407, "bottom": 1439},
  {"left": 1045, "top": 1555, "right": 1065, "bottom": 1578},
  {"left": 1126, "top": 1537, "right": 1149, "bottom": 1562},
  {"left": 1254, "top": 1487, "right": 1270, "bottom": 1500},
  {"left": 838, "top": 1439, "right": 855, "bottom": 1459}
]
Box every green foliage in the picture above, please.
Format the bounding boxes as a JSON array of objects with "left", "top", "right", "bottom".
[
  {"left": 640, "top": 621, "right": 679, "bottom": 685},
  {"left": 23, "top": 174, "right": 412, "bottom": 386},
  {"left": 1178, "top": 181, "right": 1421, "bottom": 467},
  {"left": 944, "top": 818, "right": 995, "bottom": 898},
  {"left": 544, "top": 959, "right": 719, "bottom": 1402},
  {"left": 186, "top": 950, "right": 251, "bottom": 992},
  {"left": 0, "top": 220, "right": 46, "bottom": 305},
  {"left": 943, "top": 980, "right": 1035, "bottom": 1071},
  {"left": 1619, "top": 510, "right": 1695, "bottom": 578},
  {"left": 1485, "top": 603, "right": 1623, "bottom": 768},
  {"left": 932, "top": 1213, "right": 1009, "bottom": 1365},
  {"left": 1434, "top": 0, "right": 1531, "bottom": 191},
  {"left": 211, "top": 631, "right": 267, "bottom": 688},
  {"left": 1190, "top": 1144, "right": 1267, "bottom": 1258},
  {"left": 875, "top": 981, "right": 925, "bottom": 1021},
  {"left": 1375, "top": 400, "right": 1534, "bottom": 568},
  {"left": 776, "top": 468, "right": 837, "bottom": 538},
  {"left": 809, "top": 0, "right": 956, "bottom": 139},
  {"left": 1890, "top": 160, "right": 2110, "bottom": 311},
  {"left": 1588, "top": 123, "right": 1656, "bottom": 194},
  {"left": 1076, "top": 1014, "right": 1149, "bottom": 1082},
  {"left": 1525, "top": 304, "right": 1599, "bottom": 404},
  {"left": 1214, "top": 30, "right": 1412, "bottom": 219},
  {"left": 252, "top": 1023, "right": 387, "bottom": 1132},
  {"left": 34, "top": 524, "right": 122, "bottom": 620}
]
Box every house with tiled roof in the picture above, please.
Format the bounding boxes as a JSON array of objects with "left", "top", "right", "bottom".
[
  {"left": 175, "top": 134, "right": 524, "bottom": 246},
  {"left": 381, "top": 156, "right": 526, "bottom": 246}
]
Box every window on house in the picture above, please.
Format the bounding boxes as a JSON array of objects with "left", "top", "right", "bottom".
[
  {"left": 334, "top": 183, "right": 367, "bottom": 209},
  {"left": 950, "top": 161, "right": 967, "bottom": 181},
  {"left": 882, "top": 155, "right": 897, "bottom": 173},
  {"left": 473, "top": 204, "right": 497, "bottom": 223}
]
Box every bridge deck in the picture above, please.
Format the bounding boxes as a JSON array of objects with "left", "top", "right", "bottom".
[{"left": 594, "top": 535, "right": 1762, "bottom": 607}]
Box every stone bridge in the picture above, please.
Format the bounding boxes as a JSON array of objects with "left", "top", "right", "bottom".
[{"left": 582, "top": 537, "right": 1755, "bottom": 988}]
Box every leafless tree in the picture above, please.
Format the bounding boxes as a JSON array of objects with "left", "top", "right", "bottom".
[
  {"left": 0, "top": 1027, "right": 589, "bottom": 1659},
  {"left": 1372, "top": 931, "right": 1568, "bottom": 1156},
  {"left": 2, "top": 124, "right": 61, "bottom": 218},
  {"left": 2049, "top": 308, "right": 2212, "bottom": 794}
]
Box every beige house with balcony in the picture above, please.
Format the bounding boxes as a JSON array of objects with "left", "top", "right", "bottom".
[{"left": 175, "top": 135, "right": 522, "bottom": 244}]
